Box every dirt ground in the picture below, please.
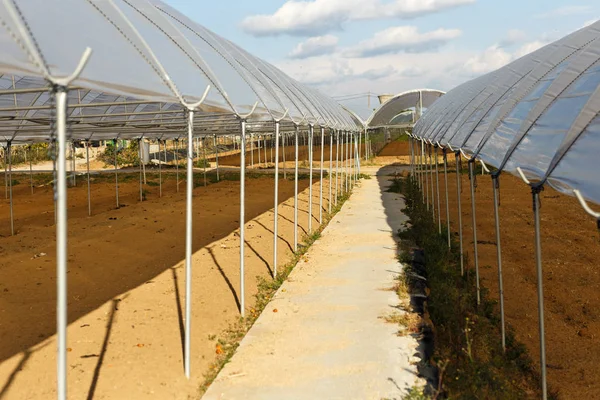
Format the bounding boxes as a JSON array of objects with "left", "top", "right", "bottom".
[
  {"left": 215, "top": 144, "right": 366, "bottom": 169},
  {"left": 0, "top": 168, "right": 342, "bottom": 399},
  {"left": 377, "top": 140, "right": 600, "bottom": 398}
]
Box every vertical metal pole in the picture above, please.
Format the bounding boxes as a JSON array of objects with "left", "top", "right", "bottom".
[
  {"left": 214, "top": 135, "right": 220, "bottom": 182},
  {"left": 159, "top": 140, "right": 163, "bottom": 198},
  {"left": 430, "top": 145, "right": 435, "bottom": 220},
  {"left": 7, "top": 142, "right": 14, "bottom": 236},
  {"left": 345, "top": 131, "right": 349, "bottom": 192},
  {"left": 419, "top": 141, "right": 424, "bottom": 194},
  {"left": 443, "top": 149, "right": 451, "bottom": 249},
  {"left": 294, "top": 126, "right": 299, "bottom": 252},
  {"left": 308, "top": 125, "right": 314, "bottom": 233},
  {"left": 258, "top": 135, "right": 262, "bottom": 165},
  {"left": 456, "top": 152, "right": 464, "bottom": 276},
  {"left": 264, "top": 135, "right": 267, "bottom": 167},
  {"left": 273, "top": 122, "right": 280, "bottom": 277},
  {"left": 250, "top": 133, "right": 254, "bottom": 168},
  {"left": 86, "top": 141, "right": 91, "bottom": 216},
  {"left": 468, "top": 160, "right": 481, "bottom": 305},
  {"left": 239, "top": 122, "right": 247, "bottom": 317},
  {"left": 55, "top": 87, "right": 68, "bottom": 400},
  {"left": 184, "top": 110, "right": 194, "bottom": 379},
  {"left": 533, "top": 187, "right": 547, "bottom": 400},
  {"left": 138, "top": 139, "right": 143, "bottom": 202},
  {"left": 335, "top": 130, "right": 339, "bottom": 203},
  {"left": 175, "top": 139, "right": 180, "bottom": 192},
  {"left": 329, "top": 131, "right": 333, "bottom": 213},
  {"left": 492, "top": 175, "right": 506, "bottom": 351},
  {"left": 435, "top": 146, "right": 441, "bottom": 233},
  {"left": 114, "top": 139, "right": 119, "bottom": 208},
  {"left": 203, "top": 137, "right": 207, "bottom": 187},
  {"left": 425, "top": 144, "right": 430, "bottom": 209},
  {"left": 71, "top": 142, "right": 76, "bottom": 188},
  {"left": 319, "top": 126, "right": 324, "bottom": 224},
  {"left": 282, "top": 131, "right": 287, "bottom": 179},
  {"left": 29, "top": 145, "right": 33, "bottom": 195},
  {"left": 270, "top": 134, "right": 273, "bottom": 164}
]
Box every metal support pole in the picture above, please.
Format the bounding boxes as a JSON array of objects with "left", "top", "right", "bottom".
[
  {"left": 250, "top": 133, "right": 254, "bottom": 168},
  {"left": 29, "top": 145, "right": 33, "bottom": 195},
  {"left": 294, "top": 126, "right": 299, "bottom": 252},
  {"left": 273, "top": 122, "right": 280, "bottom": 277},
  {"left": 138, "top": 139, "right": 143, "bottom": 202},
  {"left": 468, "top": 160, "right": 481, "bottom": 305},
  {"left": 282, "top": 131, "right": 287, "bottom": 179},
  {"left": 257, "top": 135, "right": 261, "bottom": 166},
  {"left": 159, "top": 140, "right": 163, "bottom": 197},
  {"left": 430, "top": 145, "right": 435, "bottom": 219},
  {"left": 7, "top": 141, "right": 14, "bottom": 236},
  {"left": 425, "top": 144, "right": 430, "bottom": 209},
  {"left": 308, "top": 125, "right": 314, "bottom": 233},
  {"left": 329, "top": 131, "right": 333, "bottom": 213},
  {"left": 203, "top": 137, "right": 207, "bottom": 187},
  {"left": 345, "top": 131, "right": 349, "bottom": 192},
  {"left": 456, "top": 152, "right": 464, "bottom": 275},
  {"left": 264, "top": 135, "right": 267, "bottom": 167},
  {"left": 335, "top": 130, "right": 339, "bottom": 204},
  {"left": 86, "top": 141, "right": 91, "bottom": 216},
  {"left": 54, "top": 87, "right": 68, "bottom": 400},
  {"left": 214, "top": 135, "right": 219, "bottom": 182},
  {"left": 533, "top": 187, "right": 547, "bottom": 400},
  {"left": 184, "top": 110, "right": 194, "bottom": 379},
  {"left": 114, "top": 139, "right": 120, "bottom": 208},
  {"left": 239, "top": 122, "right": 247, "bottom": 317},
  {"left": 492, "top": 175, "right": 506, "bottom": 351},
  {"left": 319, "top": 126, "right": 324, "bottom": 224},
  {"left": 71, "top": 142, "right": 76, "bottom": 188},
  {"left": 443, "top": 149, "right": 451, "bottom": 249},
  {"left": 175, "top": 139, "right": 180, "bottom": 192},
  {"left": 435, "top": 146, "right": 441, "bottom": 234}
]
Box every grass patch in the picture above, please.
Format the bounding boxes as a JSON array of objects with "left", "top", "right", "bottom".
[
  {"left": 197, "top": 181, "right": 357, "bottom": 395},
  {"left": 395, "top": 176, "right": 547, "bottom": 399}
]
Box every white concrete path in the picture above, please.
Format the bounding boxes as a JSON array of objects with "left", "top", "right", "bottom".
[{"left": 203, "top": 169, "right": 420, "bottom": 400}]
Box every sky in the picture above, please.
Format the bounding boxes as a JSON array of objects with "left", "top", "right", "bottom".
[{"left": 163, "top": 0, "right": 599, "bottom": 119}]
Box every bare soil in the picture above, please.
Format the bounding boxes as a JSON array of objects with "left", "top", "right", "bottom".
[{"left": 0, "top": 169, "right": 339, "bottom": 399}]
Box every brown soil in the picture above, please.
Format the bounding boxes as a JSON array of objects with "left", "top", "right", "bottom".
[
  {"left": 436, "top": 166, "right": 600, "bottom": 399},
  {"left": 216, "top": 144, "right": 366, "bottom": 168},
  {"left": 0, "top": 169, "right": 340, "bottom": 399},
  {"left": 378, "top": 141, "right": 410, "bottom": 157}
]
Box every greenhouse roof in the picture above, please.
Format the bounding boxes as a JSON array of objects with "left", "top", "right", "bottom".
[
  {"left": 413, "top": 21, "right": 600, "bottom": 205},
  {"left": 0, "top": 0, "right": 361, "bottom": 143}
]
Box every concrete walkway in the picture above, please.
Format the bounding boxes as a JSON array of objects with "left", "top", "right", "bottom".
[{"left": 203, "top": 167, "right": 421, "bottom": 400}]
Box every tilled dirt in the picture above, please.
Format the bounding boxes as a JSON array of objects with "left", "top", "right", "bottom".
[{"left": 0, "top": 170, "right": 339, "bottom": 399}]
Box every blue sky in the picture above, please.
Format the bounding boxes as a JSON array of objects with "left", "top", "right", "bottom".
[{"left": 164, "top": 0, "right": 598, "bottom": 118}]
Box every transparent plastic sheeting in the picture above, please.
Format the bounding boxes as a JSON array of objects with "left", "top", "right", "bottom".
[
  {"left": 366, "top": 89, "right": 445, "bottom": 128},
  {"left": 413, "top": 21, "right": 600, "bottom": 206},
  {"left": 0, "top": 0, "right": 360, "bottom": 143}
]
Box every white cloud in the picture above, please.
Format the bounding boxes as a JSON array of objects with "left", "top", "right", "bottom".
[
  {"left": 535, "top": 6, "right": 593, "bottom": 19},
  {"left": 513, "top": 40, "right": 546, "bottom": 58},
  {"left": 345, "top": 26, "right": 462, "bottom": 57},
  {"left": 499, "top": 29, "right": 527, "bottom": 47},
  {"left": 460, "top": 38, "right": 548, "bottom": 76},
  {"left": 289, "top": 35, "right": 339, "bottom": 59},
  {"left": 463, "top": 45, "right": 512, "bottom": 75},
  {"left": 241, "top": 0, "right": 475, "bottom": 37}
]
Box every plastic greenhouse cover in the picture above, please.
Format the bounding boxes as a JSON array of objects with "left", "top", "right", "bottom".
[
  {"left": 413, "top": 20, "right": 600, "bottom": 206},
  {"left": 0, "top": 0, "right": 360, "bottom": 143},
  {"left": 367, "top": 89, "right": 444, "bottom": 128}
]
